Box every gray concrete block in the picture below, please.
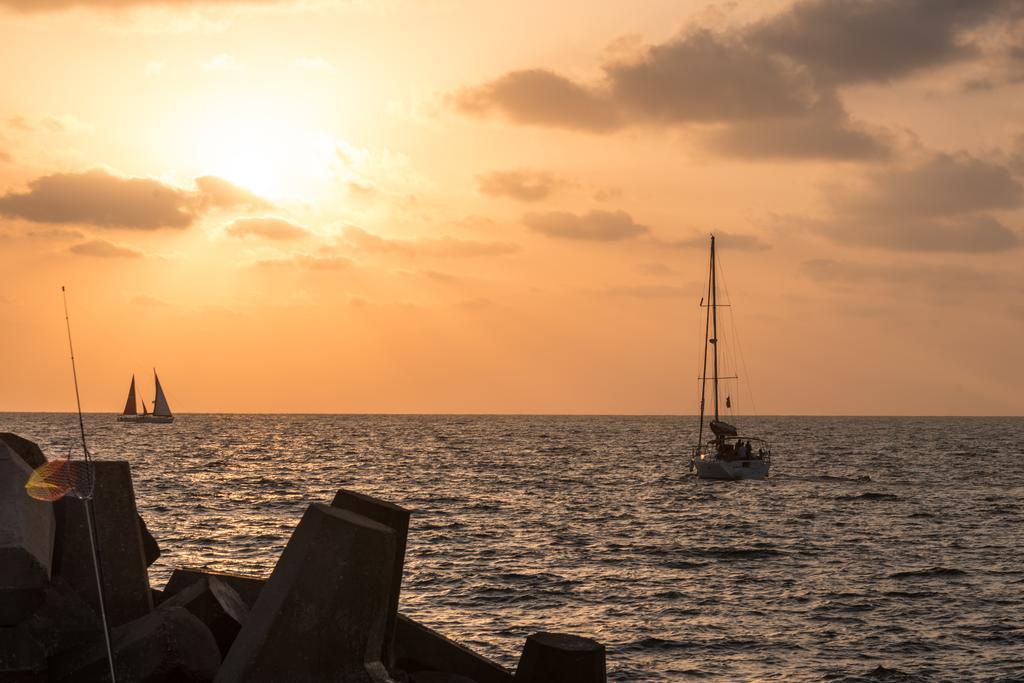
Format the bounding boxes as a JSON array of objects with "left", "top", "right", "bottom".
[
  {"left": 0, "top": 441, "right": 56, "bottom": 625},
  {"left": 52, "top": 461, "right": 152, "bottom": 627},
  {"left": 0, "top": 433, "right": 47, "bottom": 469},
  {"left": 513, "top": 632, "right": 606, "bottom": 683},
  {"left": 332, "top": 488, "right": 411, "bottom": 669},
  {"left": 164, "top": 568, "right": 266, "bottom": 610},
  {"left": 216, "top": 503, "right": 397, "bottom": 683},
  {"left": 50, "top": 605, "right": 221, "bottom": 682},
  {"left": 159, "top": 576, "right": 249, "bottom": 659},
  {"left": 395, "top": 614, "right": 513, "bottom": 683}
]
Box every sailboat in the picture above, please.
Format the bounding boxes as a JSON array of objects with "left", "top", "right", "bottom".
[
  {"left": 117, "top": 370, "right": 174, "bottom": 424},
  {"left": 691, "top": 235, "right": 771, "bottom": 480}
]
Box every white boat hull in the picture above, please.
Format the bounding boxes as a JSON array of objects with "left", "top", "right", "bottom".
[
  {"left": 117, "top": 415, "right": 174, "bottom": 424},
  {"left": 694, "top": 453, "right": 769, "bottom": 480}
]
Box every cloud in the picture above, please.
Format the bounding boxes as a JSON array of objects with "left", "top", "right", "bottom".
[
  {"left": 0, "top": 169, "right": 271, "bottom": 230},
  {"left": 0, "top": 0, "right": 286, "bottom": 10},
  {"left": 704, "top": 97, "right": 891, "bottom": 160},
  {"left": 454, "top": 1, "right": 1022, "bottom": 157},
  {"left": 606, "top": 29, "right": 818, "bottom": 123},
  {"left": 477, "top": 170, "right": 563, "bottom": 202},
  {"left": 524, "top": 209, "right": 649, "bottom": 241},
  {"left": 0, "top": 150, "right": 10, "bottom": 163},
  {"left": 69, "top": 239, "right": 143, "bottom": 258},
  {"left": 822, "top": 214, "right": 1020, "bottom": 252},
  {"left": 0, "top": 169, "right": 196, "bottom": 229},
  {"left": 255, "top": 253, "right": 352, "bottom": 270},
  {"left": 815, "top": 152, "right": 1023, "bottom": 252},
  {"left": 225, "top": 217, "right": 308, "bottom": 240},
  {"left": 453, "top": 69, "right": 620, "bottom": 133},
  {"left": 194, "top": 175, "right": 270, "bottom": 210},
  {"left": 655, "top": 231, "right": 771, "bottom": 251},
  {"left": 831, "top": 153, "right": 1024, "bottom": 217},
  {"left": 801, "top": 258, "right": 999, "bottom": 295},
  {"left": 342, "top": 226, "right": 518, "bottom": 257},
  {"left": 748, "top": 0, "right": 1010, "bottom": 85}
]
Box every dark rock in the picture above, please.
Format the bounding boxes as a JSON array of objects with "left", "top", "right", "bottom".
[
  {"left": 0, "top": 624, "right": 47, "bottom": 680},
  {"left": 164, "top": 568, "right": 266, "bottom": 610},
  {"left": 50, "top": 605, "right": 221, "bottom": 682},
  {"left": 159, "top": 576, "right": 249, "bottom": 659},
  {"left": 513, "top": 632, "right": 606, "bottom": 683},
  {"left": 395, "top": 615, "right": 512, "bottom": 683},
  {"left": 137, "top": 514, "right": 161, "bottom": 567},
  {"left": 0, "top": 441, "right": 55, "bottom": 626},
  {"left": 52, "top": 461, "right": 152, "bottom": 627},
  {"left": 0, "top": 433, "right": 47, "bottom": 469},
  {"left": 332, "top": 488, "right": 411, "bottom": 669},
  {"left": 216, "top": 503, "right": 397, "bottom": 683}
]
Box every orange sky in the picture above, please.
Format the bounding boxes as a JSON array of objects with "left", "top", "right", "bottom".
[{"left": 1, "top": 0, "right": 1022, "bottom": 415}]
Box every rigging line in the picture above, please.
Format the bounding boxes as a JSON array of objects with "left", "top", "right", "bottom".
[
  {"left": 716, "top": 257, "right": 759, "bottom": 419},
  {"left": 61, "top": 287, "right": 118, "bottom": 683}
]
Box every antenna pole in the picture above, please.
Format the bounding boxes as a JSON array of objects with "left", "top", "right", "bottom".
[{"left": 61, "top": 287, "right": 118, "bottom": 683}]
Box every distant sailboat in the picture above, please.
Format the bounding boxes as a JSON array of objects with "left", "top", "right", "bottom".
[
  {"left": 690, "top": 235, "right": 771, "bottom": 480},
  {"left": 117, "top": 370, "right": 174, "bottom": 424}
]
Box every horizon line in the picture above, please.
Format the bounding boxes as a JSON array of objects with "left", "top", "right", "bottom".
[{"left": 1, "top": 411, "right": 1022, "bottom": 419}]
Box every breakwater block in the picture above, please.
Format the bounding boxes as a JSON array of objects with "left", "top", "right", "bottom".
[
  {"left": 395, "top": 615, "right": 513, "bottom": 683},
  {"left": 53, "top": 461, "right": 153, "bottom": 627},
  {"left": 513, "top": 632, "right": 606, "bottom": 683},
  {"left": 138, "top": 514, "right": 161, "bottom": 567},
  {"left": 0, "top": 441, "right": 56, "bottom": 626},
  {"left": 0, "top": 624, "right": 47, "bottom": 680},
  {"left": 50, "top": 605, "right": 221, "bottom": 682},
  {"left": 164, "top": 568, "right": 267, "bottom": 610},
  {"left": 332, "top": 488, "right": 410, "bottom": 668},
  {"left": 0, "top": 433, "right": 47, "bottom": 469},
  {"left": 25, "top": 579, "right": 101, "bottom": 663},
  {"left": 216, "top": 503, "right": 397, "bottom": 683},
  {"left": 160, "top": 575, "right": 250, "bottom": 659}
]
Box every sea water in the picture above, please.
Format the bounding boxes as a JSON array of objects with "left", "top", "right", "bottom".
[{"left": 3, "top": 414, "right": 1022, "bottom": 681}]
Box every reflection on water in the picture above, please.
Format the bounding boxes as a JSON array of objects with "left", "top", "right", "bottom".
[{"left": 3, "top": 414, "right": 1023, "bottom": 681}]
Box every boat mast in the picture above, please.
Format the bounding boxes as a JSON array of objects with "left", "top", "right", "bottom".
[
  {"left": 695, "top": 235, "right": 714, "bottom": 454},
  {"left": 710, "top": 235, "right": 719, "bottom": 422}
]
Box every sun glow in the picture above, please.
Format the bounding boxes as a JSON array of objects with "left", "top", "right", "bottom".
[{"left": 187, "top": 96, "right": 340, "bottom": 201}]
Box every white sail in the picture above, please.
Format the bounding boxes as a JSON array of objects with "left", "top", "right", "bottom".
[
  {"left": 122, "top": 375, "right": 137, "bottom": 416},
  {"left": 153, "top": 371, "right": 172, "bottom": 417}
]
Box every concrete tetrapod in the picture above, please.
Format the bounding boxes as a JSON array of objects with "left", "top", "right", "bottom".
[
  {"left": 331, "top": 487, "right": 411, "bottom": 670},
  {"left": 0, "top": 441, "right": 55, "bottom": 626},
  {"left": 215, "top": 503, "right": 398, "bottom": 683},
  {"left": 513, "top": 632, "right": 606, "bottom": 683},
  {"left": 164, "top": 568, "right": 266, "bottom": 610},
  {"left": 52, "top": 461, "right": 153, "bottom": 627}
]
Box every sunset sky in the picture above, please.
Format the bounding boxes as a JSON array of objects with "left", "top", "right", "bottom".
[{"left": 1, "top": 0, "right": 1022, "bottom": 415}]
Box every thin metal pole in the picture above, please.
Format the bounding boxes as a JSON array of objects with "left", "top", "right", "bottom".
[
  {"left": 695, "top": 236, "right": 714, "bottom": 459},
  {"left": 710, "top": 236, "right": 719, "bottom": 422},
  {"left": 62, "top": 286, "right": 117, "bottom": 683}
]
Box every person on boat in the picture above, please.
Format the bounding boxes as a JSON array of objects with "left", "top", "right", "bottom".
[
  {"left": 736, "top": 440, "right": 747, "bottom": 458},
  {"left": 744, "top": 440, "right": 753, "bottom": 458}
]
